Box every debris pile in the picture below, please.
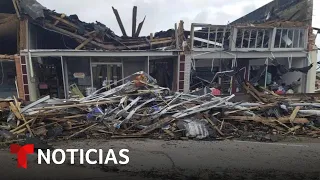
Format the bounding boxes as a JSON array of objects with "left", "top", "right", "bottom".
[{"left": 1, "top": 72, "right": 320, "bottom": 143}]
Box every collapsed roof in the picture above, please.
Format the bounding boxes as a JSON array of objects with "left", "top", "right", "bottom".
[
  {"left": 13, "top": 0, "right": 181, "bottom": 51},
  {"left": 232, "top": 0, "right": 313, "bottom": 25}
]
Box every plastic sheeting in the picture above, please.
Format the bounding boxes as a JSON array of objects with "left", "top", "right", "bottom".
[{"left": 182, "top": 119, "right": 209, "bottom": 140}]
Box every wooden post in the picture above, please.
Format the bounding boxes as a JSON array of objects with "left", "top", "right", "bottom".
[
  {"left": 112, "top": 7, "right": 127, "bottom": 37},
  {"left": 132, "top": 6, "right": 137, "bottom": 37},
  {"left": 135, "top": 16, "right": 146, "bottom": 37},
  {"left": 14, "top": 55, "right": 25, "bottom": 99}
]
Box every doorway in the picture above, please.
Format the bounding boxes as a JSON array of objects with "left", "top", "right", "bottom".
[{"left": 91, "top": 62, "right": 123, "bottom": 90}]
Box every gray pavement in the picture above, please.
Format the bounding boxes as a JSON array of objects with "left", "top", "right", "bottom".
[{"left": 0, "top": 139, "right": 320, "bottom": 179}]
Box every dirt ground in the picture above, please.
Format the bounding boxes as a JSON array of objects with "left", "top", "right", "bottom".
[{"left": 1, "top": 139, "right": 320, "bottom": 180}]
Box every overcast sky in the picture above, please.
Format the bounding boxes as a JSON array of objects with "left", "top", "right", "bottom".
[{"left": 37, "top": 0, "right": 320, "bottom": 47}]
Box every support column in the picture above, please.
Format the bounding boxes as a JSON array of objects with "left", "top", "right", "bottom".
[
  {"left": 183, "top": 54, "right": 192, "bottom": 93},
  {"left": 26, "top": 56, "right": 37, "bottom": 101},
  {"left": 306, "top": 47, "right": 317, "bottom": 93},
  {"left": 14, "top": 55, "right": 25, "bottom": 99},
  {"left": 177, "top": 54, "right": 185, "bottom": 92},
  {"left": 19, "top": 56, "right": 30, "bottom": 100}
]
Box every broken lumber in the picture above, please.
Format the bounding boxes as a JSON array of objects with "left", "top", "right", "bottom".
[
  {"left": 44, "top": 23, "right": 117, "bottom": 50},
  {"left": 75, "top": 36, "right": 95, "bottom": 50},
  {"left": 112, "top": 7, "right": 127, "bottom": 37},
  {"left": 289, "top": 106, "right": 301, "bottom": 125},
  {"left": 132, "top": 6, "right": 137, "bottom": 37},
  {"left": 134, "top": 16, "right": 146, "bottom": 37},
  {"left": 50, "top": 14, "right": 79, "bottom": 30},
  {"left": 136, "top": 117, "right": 174, "bottom": 135},
  {"left": 9, "top": 102, "right": 33, "bottom": 136},
  {"left": 224, "top": 116, "right": 309, "bottom": 124},
  {"left": 67, "top": 123, "right": 98, "bottom": 139}
]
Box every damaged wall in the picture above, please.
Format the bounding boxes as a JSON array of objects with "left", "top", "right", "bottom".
[
  {"left": 0, "top": 13, "right": 19, "bottom": 54},
  {"left": 28, "top": 23, "right": 78, "bottom": 50},
  {"left": 249, "top": 58, "right": 305, "bottom": 92},
  {"left": 306, "top": 45, "right": 317, "bottom": 93},
  {"left": 123, "top": 57, "right": 147, "bottom": 78},
  {"left": 232, "top": 0, "right": 313, "bottom": 25}
]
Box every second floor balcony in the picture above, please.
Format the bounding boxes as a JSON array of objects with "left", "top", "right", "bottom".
[{"left": 190, "top": 23, "right": 308, "bottom": 52}]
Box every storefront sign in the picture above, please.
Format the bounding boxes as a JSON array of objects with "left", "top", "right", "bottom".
[{"left": 73, "top": 72, "right": 85, "bottom": 79}]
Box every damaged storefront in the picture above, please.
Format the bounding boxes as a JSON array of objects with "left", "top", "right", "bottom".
[
  {"left": 21, "top": 51, "right": 179, "bottom": 101},
  {"left": 8, "top": 0, "right": 183, "bottom": 101},
  {"left": 186, "top": 0, "right": 317, "bottom": 95}
]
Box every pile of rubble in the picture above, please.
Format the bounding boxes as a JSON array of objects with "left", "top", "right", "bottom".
[{"left": 0, "top": 72, "right": 320, "bottom": 143}]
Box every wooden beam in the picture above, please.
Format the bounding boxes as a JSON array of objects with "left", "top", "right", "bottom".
[
  {"left": 126, "top": 39, "right": 173, "bottom": 49},
  {"left": 0, "top": 55, "right": 15, "bottom": 59},
  {"left": 19, "top": 19, "right": 28, "bottom": 51},
  {"left": 289, "top": 106, "right": 301, "bottom": 125},
  {"left": 112, "top": 7, "right": 127, "bottom": 37},
  {"left": 53, "top": 14, "right": 66, "bottom": 26},
  {"left": 150, "top": 33, "right": 153, "bottom": 49},
  {"left": 9, "top": 102, "right": 33, "bottom": 136},
  {"left": 150, "top": 33, "right": 153, "bottom": 41},
  {"left": 175, "top": 23, "right": 179, "bottom": 49},
  {"left": 224, "top": 116, "right": 309, "bottom": 124},
  {"left": 44, "top": 23, "right": 117, "bottom": 50},
  {"left": 50, "top": 14, "right": 79, "bottom": 30},
  {"left": 134, "top": 16, "right": 146, "bottom": 37},
  {"left": 12, "top": 0, "right": 21, "bottom": 20},
  {"left": 132, "top": 6, "right": 137, "bottom": 37},
  {"left": 75, "top": 36, "right": 94, "bottom": 50},
  {"left": 84, "top": 31, "right": 96, "bottom": 37}
]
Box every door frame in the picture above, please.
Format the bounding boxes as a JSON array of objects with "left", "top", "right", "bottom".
[{"left": 90, "top": 59, "right": 123, "bottom": 89}]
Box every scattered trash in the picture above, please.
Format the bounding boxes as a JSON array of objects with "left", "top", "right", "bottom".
[{"left": 0, "top": 71, "right": 320, "bottom": 144}]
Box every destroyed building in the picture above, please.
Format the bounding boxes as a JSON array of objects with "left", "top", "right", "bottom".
[
  {"left": 0, "top": 0, "right": 185, "bottom": 101},
  {"left": 1, "top": 0, "right": 320, "bottom": 144},
  {"left": 0, "top": 0, "right": 318, "bottom": 101},
  {"left": 185, "top": 0, "right": 318, "bottom": 95}
]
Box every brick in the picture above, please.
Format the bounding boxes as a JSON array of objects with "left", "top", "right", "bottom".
[{"left": 14, "top": 55, "right": 25, "bottom": 99}]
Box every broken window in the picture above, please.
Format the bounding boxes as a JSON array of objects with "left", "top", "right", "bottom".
[
  {"left": 236, "top": 28, "right": 270, "bottom": 49},
  {"left": 274, "top": 28, "right": 306, "bottom": 49},
  {"left": 192, "top": 26, "right": 231, "bottom": 50}
]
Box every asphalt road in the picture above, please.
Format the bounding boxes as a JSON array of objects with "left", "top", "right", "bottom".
[{"left": 1, "top": 139, "right": 320, "bottom": 180}]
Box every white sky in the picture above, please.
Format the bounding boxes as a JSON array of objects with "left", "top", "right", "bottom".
[{"left": 37, "top": 0, "right": 320, "bottom": 49}]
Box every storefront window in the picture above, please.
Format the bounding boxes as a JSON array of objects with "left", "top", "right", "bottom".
[{"left": 66, "top": 57, "right": 91, "bottom": 97}]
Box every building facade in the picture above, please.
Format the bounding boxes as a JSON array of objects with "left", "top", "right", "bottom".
[
  {"left": 183, "top": 0, "right": 318, "bottom": 94},
  {"left": 0, "top": 0, "right": 185, "bottom": 101}
]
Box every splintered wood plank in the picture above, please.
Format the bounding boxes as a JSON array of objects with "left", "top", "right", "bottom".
[
  {"left": 136, "top": 117, "right": 174, "bottom": 135},
  {"left": 53, "top": 14, "right": 66, "bottom": 26},
  {"left": 112, "top": 7, "right": 127, "bottom": 37},
  {"left": 45, "top": 23, "right": 117, "bottom": 50},
  {"left": 67, "top": 123, "right": 98, "bottom": 139},
  {"left": 9, "top": 102, "right": 33, "bottom": 136},
  {"left": 224, "top": 116, "right": 309, "bottom": 124},
  {"left": 9, "top": 102, "right": 22, "bottom": 119},
  {"left": 50, "top": 14, "right": 78, "bottom": 29},
  {"left": 132, "top": 6, "right": 137, "bottom": 37},
  {"left": 134, "top": 16, "right": 146, "bottom": 37},
  {"left": 75, "top": 36, "right": 94, "bottom": 50},
  {"left": 289, "top": 106, "right": 301, "bottom": 125},
  {"left": 243, "top": 84, "right": 262, "bottom": 102},
  {"left": 204, "top": 116, "right": 224, "bottom": 136}
]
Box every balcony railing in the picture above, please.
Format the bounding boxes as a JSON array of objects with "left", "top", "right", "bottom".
[{"left": 190, "top": 23, "right": 308, "bottom": 52}]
